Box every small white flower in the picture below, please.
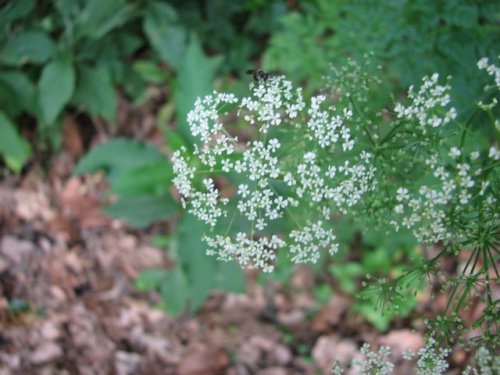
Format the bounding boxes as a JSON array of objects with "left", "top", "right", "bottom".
[{"left": 449, "top": 147, "right": 461, "bottom": 159}]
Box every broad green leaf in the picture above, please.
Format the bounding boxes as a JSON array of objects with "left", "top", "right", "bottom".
[
  {"left": 0, "top": 30, "right": 56, "bottom": 65},
  {"left": 73, "top": 138, "right": 165, "bottom": 180},
  {"left": 0, "top": 71, "right": 35, "bottom": 116},
  {"left": 104, "top": 193, "right": 179, "bottom": 228},
  {"left": 143, "top": 1, "right": 187, "bottom": 70},
  {"left": 75, "top": 0, "right": 135, "bottom": 40},
  {"left": 160, "top": 267, "right": 189, "bottom": 316},
  {"left": 111, "top": 162, "right": 173, "bottom": 197},
  {"left": 163, "top": 128, "right": 189, "bottom": 152},
  {"left": 72, "top": 64, "right": 116, "bottom": 121},
  {"left": 0, "top": 0, "right": 35, "bottom": 24},
  {"left": 214, "top": 261, "right": 246, "bottom": 294},
  {"left": 174, "top": 34, "right": 220, "bottom": 144},
  {"left": 0, "top": 111, "right": 32, "bottom": 171},
  {"left": 38, "top": 55, "right": 75, "bottom": 124},
  {"left": 133, "top": 60, "right": 169, "bottom": 84},
  {"left": 177, "top": 213, "right": 218, "bottom": 312},
  {"left": 135, "top": 268, "right": 168, "bottom": 291}
]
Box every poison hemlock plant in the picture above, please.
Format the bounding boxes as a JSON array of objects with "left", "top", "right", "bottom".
[{"left": 172, "top": 57, "right": 499, "bottom": 363}]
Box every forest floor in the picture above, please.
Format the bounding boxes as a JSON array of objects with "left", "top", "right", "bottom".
[{"left": 0, "top": 99, "right": 478, "bottom": 375}]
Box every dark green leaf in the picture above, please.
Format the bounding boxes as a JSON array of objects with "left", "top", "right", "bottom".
[
  {"left": 160, "top": 267, "right": 189, "bottom": 316},
  {"left": 143, "top": 1, "right": 187, "bottom": 70},
  {"left": 0, "top": 71, "right": 35, "bottom": 116},
  {"left": 0, "top": 111, "right": 32, "bottom": 171},
  {"left": 174, "top": 34, "right": 220, "bottom": 144},
  {"left": 135, "top": 268, "right": 168, "bottom": 291},
  {"left": 176, "top": 213, "right": 217, "bottom": 312},
  {"left": 163, "top": 128, "right": 189, "bottom": 152},
  {"left": 214, "top": 261, "right": 246, "bottom": 294},
  {"left": 133, "top": 60, "right": 169, "bottom": 84},
  {"left": 0, "top": 0, "right": 35, "bottom": 24},
  {"left": 72, "top": 64, "right": 116, "bottom": 121},
  {"left": 0, "top": 30, "right": 56, "bottom": 65},
  {"left": 38, "top": 55, "right": 75, "bottom": 124},
  {"left": 73, "top": 138, "right": 166, "bottom": 180},
  {"left": 111, "top": 162, "right": 173, "bottom": 197},
  {"left": 75, "top": 0, "right": 135, "bottom": 40},
  {"left": 104, "top": 193, "right": 179, "bottom": 228}
]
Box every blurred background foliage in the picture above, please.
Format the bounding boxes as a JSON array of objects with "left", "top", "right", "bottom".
[{"left": 1, "top": 0, "right": 499, "bottom": 322}]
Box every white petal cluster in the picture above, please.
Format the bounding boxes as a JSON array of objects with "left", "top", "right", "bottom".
[
  {"left": 306, "top": 95, "right": 353, "bottom": 150},
  {"left": 204, "top": 233, "right": 285, "bottom": 273},
  {"left": 333, "top": 340, "right": 498, "bottom": 375},
  {"left": 172, "top": 149, "right": 195, "bottom": 198},
  {"left": 350, "top": 343, "right": 395, "bottom": 375},
  {"left": 172, "top": 76, "right": 360, "bottom": 271},
  {"left": 394, "top": 73, "right": 457, "bottom": 131},
  {"left": 240, "top": 76, "right": 305, "bottom": 133},
  {"left": 294, "top": 151, "right": 376, "bottom": 214},
  {"left": 289, "top": 221, "right": 338, "bottom": 264},
  {"left": 477, "top": 56, "right": 500, "bottom": 89},
  {"left": 392, "top": 148, "right": 497, "bottom": 244},
  {"left": 416, "top": 338, "right": 451, "bottom": 375}
]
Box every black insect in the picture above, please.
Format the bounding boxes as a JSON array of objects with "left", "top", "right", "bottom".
[{"left": 246, "top": 69, "right": 270, "bottom": 84}]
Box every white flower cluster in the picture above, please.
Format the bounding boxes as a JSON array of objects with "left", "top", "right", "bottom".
[
  {"left": 394, "top": 73, "right": 457, "bottom": 131},
  {"left": 477, "top": 56, "right": 500, "bottom": 89},
  {"left": 306, "top": 95, "right": 354, "bottom": 150},
  {"left": 463, "top": 346, "right": 500, "bottom": 375},
  {"left": 204, "top": 233, "right": 285, "bottom": 273},
  {"left": 239, "top": 75, "right": 305, "bottom": 133},
  {"left": 289, "top": 221, "right": 338, "bottom": 264},
  {"left": 352, "top": 343, "right": 395, "bottom": 375},
  {"left": 415, "top": 338, "right": 451, "bottom": 375},
  {"left": 332, "top": 340, "right": 499, "bottom": 374},
  {"left": 291, "top": 151, "right": 376, "bottom": 215},
  {"left": 392, "top": 148, "right": 497, "bottom": 244},
  {"left": 172, "top": 76, "right": 375, "bottom": 271}
]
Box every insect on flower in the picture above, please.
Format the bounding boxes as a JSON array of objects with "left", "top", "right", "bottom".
[{"left": 246, "top": 69, "right": 270, "bottom": 84}]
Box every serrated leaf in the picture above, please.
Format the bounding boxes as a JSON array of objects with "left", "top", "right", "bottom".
[
  {"left": 174, "top": 34, "right": 220, "bottom": 144},
  {"left": 0, "top": 111, "right": 32, "bottom": 171},
  {"left": 0, "top": 30, "right": 56, "bottom": 65},
  {"left": 104, "top": 193, "right": 179, "bottom": 228},
  {"left": 143, "top": 1, "right": 187, "bottom": 69},
  {"left": 160, "top": 267, "right": 189, "bottom": 316},
  {"left": 111, "top": 162, "right": 173, "bottom": 197},
  {"left": 72, "top": 64, "right": 116, "bottom": 121},
  {"left": 74, "top": 138, "right": 165, "bottom": 180},
  {"left": 38, "top": 55, "right": 75, "bottom": 124},
  {"left": 135, "top": 268, "right": 168, "bottom": 291}
]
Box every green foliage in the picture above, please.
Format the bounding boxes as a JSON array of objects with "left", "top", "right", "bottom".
[
  {"left": 38, "top": 55, "right": 76, "bottom": 124},
  {"left": 74, "top": 138, "right": 178, "bottom": 227},
  {"left": 72, "top": 64, "right": 117, "bottom": 122},
  {"left": 143, "top": 1, "right": 187, "bottom": 70},
  {"left": 264, "top": 0, "right": 500, "bottom": 108},
  {"left": 0, "top": 0, "right": 286, "bottom": 170},
  {"left": 135, "top": 214, "right": 245, "bottom": 316},
  {"left": 74, "top": 138, "right": 165, "bottom": 180},
  {"left": 105, "top": 194, "right": 179, "bottom": 228},
  {"left": 0, "top": 30, "right": 56, "bottom": 65},
  {"left": 174, "top": 34, "right": 221, "bottom": 143},
  {"left": 0, "top": 111, "right": 32, "bottom": 172}
]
